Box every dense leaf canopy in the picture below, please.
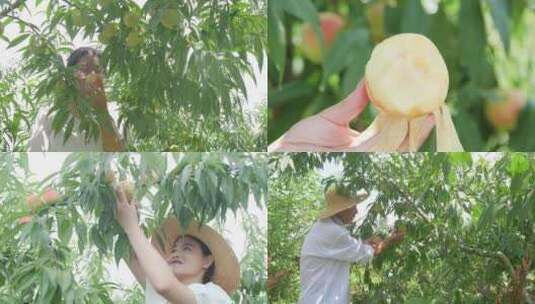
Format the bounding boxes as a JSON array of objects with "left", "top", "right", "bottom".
[
  {"left": 269, "top": 152, "right": 534, "bottom": 303},
  {"left": 1, "top": 0, "right": 267, "bottom": 151}
]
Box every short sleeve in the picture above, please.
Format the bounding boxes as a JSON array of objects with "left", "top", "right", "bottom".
[{"left": 189, "top": 283, "right": 232, "bottom": 304}]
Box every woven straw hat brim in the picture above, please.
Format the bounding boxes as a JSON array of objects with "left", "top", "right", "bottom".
[{"left": 151, "top": 218, "right": 240, "bottom": 294}]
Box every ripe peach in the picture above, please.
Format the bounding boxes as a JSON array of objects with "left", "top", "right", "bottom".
[
  {"left": 365, "top": 33, "right": 449, "bottom": 117},
  {"left": 356, "top": 33, "right": 462, "bottom": 152},
  {"left": 18, "top": 216, "right": 33, "bottom": 225},
  {"left": 485, "top": 89, "right": 526, "bottom": 131},
  {"left": 42, "top": 188, "right": 62, "bottom": 204},
  {"left": 26, "top": 193, "right": 43, "bottom": 210},
  {"left": 299, "top": 12, "right": 345, "bottom": 63},
  {"left": 26, "top": 188, "right": 61, "bottom": 210}
]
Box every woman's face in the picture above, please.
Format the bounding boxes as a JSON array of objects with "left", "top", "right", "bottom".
[{"left": 166, "top": 236, "right": 213, "bottom": 281}]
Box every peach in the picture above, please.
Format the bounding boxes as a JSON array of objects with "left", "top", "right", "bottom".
[
  {"left": 365, "top": 33, "right": 449, "bottom": 117},
  {"left": 485, "top": 89, "right": 526, "bottom": 131},
  {"left": 42, "top": 188, "right": 61, "bottom": 204},
  {"left": 355, "top": 33, "right": 463, "bottom": 152},
  {"left": 26, "top": 193, "right": 44, "bottom": 210},
  {"left": 26, "top": 188, "right": 61, "bottom": 211},
  {"left": 300, "top": 12, "right": 345, "bottom": 63},
  {"left": 18, "top": 216, "right": 33, "bottom": 225}
]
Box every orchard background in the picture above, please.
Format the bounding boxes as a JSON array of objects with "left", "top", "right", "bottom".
[
  {"left": 0, "top": 152, "right": 267, "bottom": 303},
  {"left": 0, "top": 0, "right": 267, "bottom": 151},
  {"left": 268, "top": 0, "right": 535, "bottom": 151},
  {"left": 268, "top": 153, "right": 535, "bottom": 303}
]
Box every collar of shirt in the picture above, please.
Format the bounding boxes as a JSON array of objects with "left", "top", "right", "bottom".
[{"left": 331, "top": 216, "right": 344, "bottom": 226}]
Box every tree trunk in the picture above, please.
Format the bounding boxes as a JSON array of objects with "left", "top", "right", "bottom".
[{"left": 508, "top": 254, "right": 531, "bottom": 304}]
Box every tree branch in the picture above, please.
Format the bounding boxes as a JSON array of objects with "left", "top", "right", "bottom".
[
  {"left": 376, "top": 173, "right": 432, "bottom": 224},
  {"left": 459, "top": 243, "right": 514, "bottom": 274},
  {"left": 0, "top": 0, "right": 26, "bottom": 18}
]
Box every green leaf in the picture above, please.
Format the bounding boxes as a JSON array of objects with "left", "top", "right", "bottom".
[
  {"left": 269, "top": 80, "right": 316, "bottom": 107},
  {"left": 341, "top": 49, "right": 369, "bottom": 96},
  {"left": 510, "top": 104, "right": 535, "bottom": 151},
  {"left": 114, "top": 235, "right": 130, "bottom": 266},
  {"left": 7, "top": 33, "right": 30, "bottom": 49},
  {"left": 448, "top": 153, "right": 472, "bottom": 167},
  {"left": 458, "top": 0, "right": 496, "bottom": 87},
  {"left": 400, "top": 0, "right": 431, "bottom": 34},
  {"left": 486, "top": 0, "right": 510, "bottom": 52},
  {"left": 90, "top": 226, "right": 107, "bottom": 254},
  {"left": 322, "top": 29, "right": 369, "bottom": 85},
  {"left": 478, "top": 202, "right": 505, "bottom": 228},
  {"left": 268, "top": 2, "right": 286, "bottom": 84},
  {"left": 453, "top": 111, "right": 484, "bottom": 151},
  {"left": 58, "top": 216, "right": 73, "bottom": 244},
  {"left": 63, "top": 118, "right": 75, "bottom": 145},
  {"left": 280, "top": 0, "right": 318, "bottom": 24},
  {"left": 507, "top": 154, "right": 529, "bottom": 175}
]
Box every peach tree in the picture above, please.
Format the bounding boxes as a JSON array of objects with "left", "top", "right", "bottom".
[
  {"left": 1, "top": 0, "right": 266, "bottom": 151},
  {"left": 0, "top": 152, "right": 267, "bottom": 303},
  {"left": 268, "top": 152, "right": 534, "bottom": 303}
]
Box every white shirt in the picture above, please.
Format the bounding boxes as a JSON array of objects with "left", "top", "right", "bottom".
[
  {"left": 299, "top": 217, "right": 374, "bottom": 304},
  {"left": 28, "top": 105, "right": 120, "bottom": 152},
  {"left": 145, "top": 280, "right": 232, "bottom": 304}
]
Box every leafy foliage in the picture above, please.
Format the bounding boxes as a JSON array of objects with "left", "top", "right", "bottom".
[
  {"left": 268, "top": 153, "right": 535, "bottom": 303},
  {"left": 268, "top": 0, "right": 535, "bottom": 151},
  {"left": 232, "top": 212, "right": 268, "bottom": 303},
  {"left": 0, "top": 69, "right": 39, "bottom": 151},
  {"left": 1, "top": 0, "right": 266, "bottom": 151},
  {"left": 0, "top": 152, "right": 268, "bottom": 303}
]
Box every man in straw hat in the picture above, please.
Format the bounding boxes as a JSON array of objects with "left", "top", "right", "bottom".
[
  {"left": 113, "top": 184, "right": 239, "bottom": 303},
  {"left": 299, "top": 187, "right": 405, "bottom": 303}
]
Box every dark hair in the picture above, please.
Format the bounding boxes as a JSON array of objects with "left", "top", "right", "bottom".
[
  {"left": 67, "top": 47, "right": 101, "bottom": 67},
  {"left": 175, "top": 235, "right": 216, "bottom": 284}
]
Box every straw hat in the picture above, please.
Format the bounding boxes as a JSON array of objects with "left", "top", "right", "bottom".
[
  {"left": 318, "top": 188, "right": 369, "bottom": 219},
  {"left": 151, "top": 218, "right": 240, "bottom": 294}
]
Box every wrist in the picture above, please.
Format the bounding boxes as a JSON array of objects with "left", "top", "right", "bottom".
[{"left": 123, "top": 222, "right": 141, "bottom": 237}]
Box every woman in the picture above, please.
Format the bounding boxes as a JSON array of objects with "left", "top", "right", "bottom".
[
  {"left": 28, "top": 47, "right": 124, "bottom": 152},
  {"left": 114, "top": 185, "right": 239, "bottom": 303}
]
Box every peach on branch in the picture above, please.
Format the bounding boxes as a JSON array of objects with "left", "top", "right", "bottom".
[
  {"left": 299, "top": 12, "right": 345, "bottom": 63},
  {"left": 485, "top": 89, "right": 526, "bottom": 131}
]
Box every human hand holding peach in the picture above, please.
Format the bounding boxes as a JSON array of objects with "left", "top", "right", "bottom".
[
  {"left": 270, "top": 33, "right": 466, "bottom": 152},
  {"left": 115, "top": 184, "right": 139, "bottom": 235},
  {"left": 268, "top": 81, "right": 436, "bottom": 152}
]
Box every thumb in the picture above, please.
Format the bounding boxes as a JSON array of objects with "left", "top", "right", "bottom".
[{"left": 319, "top": 80, "right": 369, "bottom": 125}]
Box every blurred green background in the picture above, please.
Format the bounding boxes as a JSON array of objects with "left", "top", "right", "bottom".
[{"left": 268, "top": 0, "right": 535, "bottom": 151}]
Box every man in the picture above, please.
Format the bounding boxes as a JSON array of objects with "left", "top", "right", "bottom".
[
  {"left": 28, "top": 47, "right": 124, "bottom": 151},
  {"left": 299, "top": 187, "right": 405, "bottom": 303}
]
